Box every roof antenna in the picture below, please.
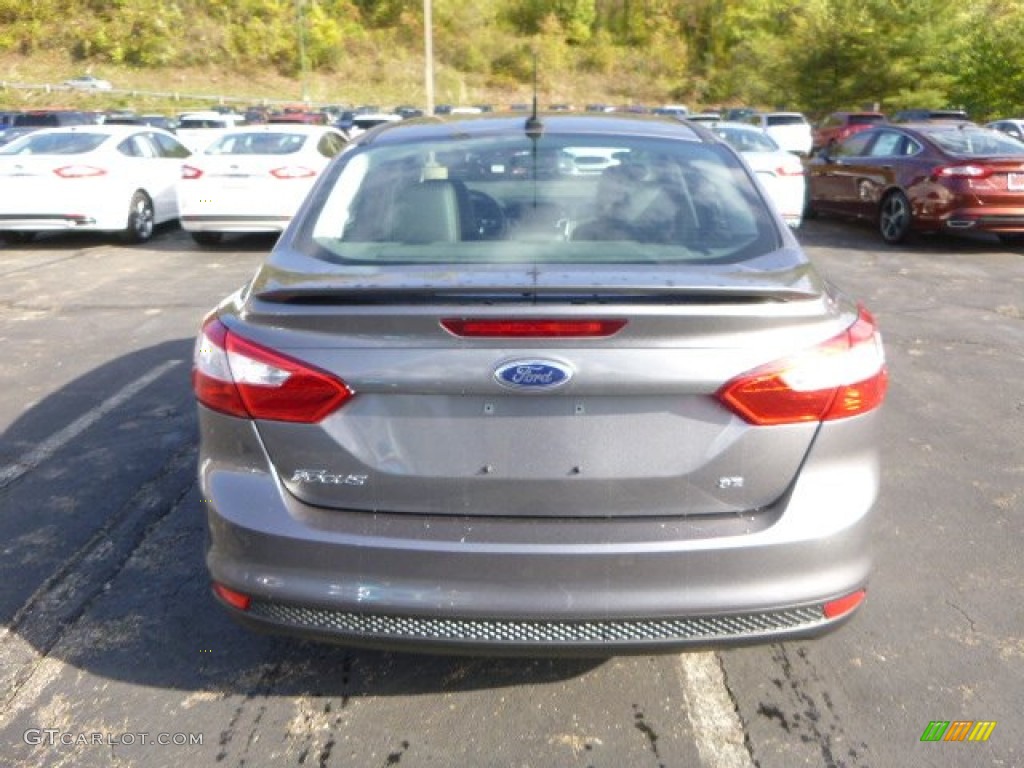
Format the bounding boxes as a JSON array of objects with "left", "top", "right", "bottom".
[{"left": 525, "top": 51, "right": 543, "bottom": 138}]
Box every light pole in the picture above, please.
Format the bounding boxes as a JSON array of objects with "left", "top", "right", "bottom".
[
  {"left": 424, "top": 0, "right": 434, "bottom": 115},
  {"left": 296, "top": 0, "right": 310, "bottom": 103}
]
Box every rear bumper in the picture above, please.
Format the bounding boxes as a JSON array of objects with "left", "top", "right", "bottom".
[
  {"left": 0, "top": 214, "right": 100, "bottom": 231},
  {"left": 181, "top": 214, "right": 291, "bottom": 233},
  {"left": 200, "top": 407, "right": 880, "bottom": 654},
  {"left": 939, "top": 212, "right": 1024, "bottom": 233}
]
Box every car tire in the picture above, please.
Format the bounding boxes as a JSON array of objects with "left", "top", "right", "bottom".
[
  {"left": 803, "top": 183, "right": 818, "bottom": 220},
  {"left": 878, "top": 190, "right": 912, "bottom": 244},
  {"left": 191, "top": 231, "right": 224, "bottom": 246},
  {"left": 122, "top": 191, "right": 155, "bottom": 244},
  {"left": 0, "top": 231, "right": 36, "bottom": 245}
]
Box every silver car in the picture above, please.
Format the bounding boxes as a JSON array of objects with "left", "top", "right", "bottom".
[{"left": 193, "top": 113, "right": 888, "bottom": 654}]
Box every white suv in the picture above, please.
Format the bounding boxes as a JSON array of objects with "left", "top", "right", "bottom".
[{"left": 746, "top": 112, "right": 813, "bottom": 155}]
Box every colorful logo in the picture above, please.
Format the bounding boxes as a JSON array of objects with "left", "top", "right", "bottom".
[{"left": 920, "top": 721, "right": 996, "bottom": 742}]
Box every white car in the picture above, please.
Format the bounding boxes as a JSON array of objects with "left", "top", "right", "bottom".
[
  {"left": 177, "top": 124, "right": 348, "bottom": 245},
  {"left": 712, "top": 121, "right": 806, "bottom": 228},
  {"left": 0, "top": 125, "right": 191, "bottom": 244},
  {"left": 345, "top": 113, "right": 402, "bottom": 139},
  {"left": 174, "top": 111, "right": 247, "bottom": 152},
  {"left": 63, "top": 74, "right": 113, "bottom": 91},
  {"left": 745, "top": 111, "right": 814, "bottom": 156},
  {"left": 984, "top": 118, "right": 1024, "bottom": 142}
]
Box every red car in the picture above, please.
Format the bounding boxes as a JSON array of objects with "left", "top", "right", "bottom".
[
  {"left": 806, "top": 121, "right": 1024, "bottom": 244},
  {"left": 812, "top": 111, "right": 887, "bottom": 152}
]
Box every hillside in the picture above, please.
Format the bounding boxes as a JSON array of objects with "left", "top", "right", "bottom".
[{"left": 2, "top": 1, "right": 1024, "bottom": 120}]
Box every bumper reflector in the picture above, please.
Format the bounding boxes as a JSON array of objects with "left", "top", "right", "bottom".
[{"left": 823, "top": 589, "right": 866, "bottom": 619}]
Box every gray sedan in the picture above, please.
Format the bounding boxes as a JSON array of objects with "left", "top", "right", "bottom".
[{"left": 193, "top": 113, "right": 888, "bottom": 655}]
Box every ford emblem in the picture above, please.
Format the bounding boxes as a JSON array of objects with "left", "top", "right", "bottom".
[{"left": 494, "top": 360, "right": 573, "bottom": 390}]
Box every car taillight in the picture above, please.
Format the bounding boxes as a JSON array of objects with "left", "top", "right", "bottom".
[
  {"left": 440, "top": 318, "right": 627, "bottom": 337},
  {"left": 54, "top": 165, "right": 106, "bottom": 178},
  {"left": 192, "top": 316, "right": 353, "bottom": 423},
  {"left": 181, "top": 165, "right": 203, "bottom": 180},
  {"left": 775, "top": 161, "right": 806, "bottom": 177},
  {"left": 717, "top": 306, "right": 887, "bottom": 426},
  {"left": 932, "top": 164, "right": 993, "bottom": 179},
  {"left": 270, "top": 166, "right": 317, "bottom": 179}
]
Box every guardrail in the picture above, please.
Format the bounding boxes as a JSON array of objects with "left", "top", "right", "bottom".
[{"left": 0, "top": 80, "right": 323, "bottom": 109}]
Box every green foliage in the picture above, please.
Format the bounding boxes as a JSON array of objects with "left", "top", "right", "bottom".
[
  {"left": 949, "top": 2, "right": 1024, "bottom": 118},
  {"left": 0, "top": 0, "right": 1023, "bottom": 119}
]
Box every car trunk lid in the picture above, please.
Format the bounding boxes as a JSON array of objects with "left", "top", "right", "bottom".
[{"left": 218, "top": 259, "right": 848, "bottom": 519}]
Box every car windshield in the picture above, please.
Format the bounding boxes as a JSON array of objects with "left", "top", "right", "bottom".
[
  {"left": 0, "top": 132, "right": 108, "bottom": 155},
  {"left": 299, "top": 132, "right": 779, "bottom": 265},
  {"left": 206, "top": 132, "right": 306, "bottom": 155},
  {"left": 927, "top": 126, "right": 1024, "bottom": 156}
]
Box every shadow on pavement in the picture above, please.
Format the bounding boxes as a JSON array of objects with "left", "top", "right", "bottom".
[{"left": 1, "top": 340, "right": 601, "bottom": 706}]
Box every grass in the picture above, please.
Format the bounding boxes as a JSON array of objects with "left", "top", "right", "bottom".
[{"left": 0, "top": 50, "right": 667, "bottom": 117}]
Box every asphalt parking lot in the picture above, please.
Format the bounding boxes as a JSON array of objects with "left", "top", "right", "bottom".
[{"left": 0, "top": 220, "right": 1021, "bottom": 768}]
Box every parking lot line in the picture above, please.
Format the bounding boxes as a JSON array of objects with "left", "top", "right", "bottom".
[
  {"left": 677, "top": 652, "right": 755, "bottom": 768},
  {"left": 0, "top": 359, "right": 182, "bottom": 490}
]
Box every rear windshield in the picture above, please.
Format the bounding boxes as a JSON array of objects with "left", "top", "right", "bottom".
[
  {"left": 206, "top": 132, "right": 306, "bottom": 155},
  {"left": 927, "top": 127, "right": 1024, "bottom": 157},
  {"left": 297, "top": 133, "right": 780, "bottom": 266},
  {"left": 765, "top": 115, "right": 807, "bottom": 127},
  {"left": 849, "top": 114, "right": 886, "bottom": 125},
  {"left": 13, "top": 113, "right": 90, "bottom": 127},
  {"left": 0, "top": 132, "right": 107, "bottom": 155},
  {"left": 713, "top": 126, "right": 779, "bottom": 152},
  {"left": 178, "top": 118, "right": 228, "bottom": 129}
]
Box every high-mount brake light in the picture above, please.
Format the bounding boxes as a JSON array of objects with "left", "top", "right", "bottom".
[
  {"left": 717, "top": 306, "right": 888, "bottom": 426},
  {"left": 441, "top": 318, "right": 627, "bottom": 338},
  {"left": 192, "top": 317, "right": 353, "bottom": 423}
]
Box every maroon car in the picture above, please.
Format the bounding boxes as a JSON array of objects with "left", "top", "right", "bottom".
[
  {"left": 805, "top": 121, "right": 1024, "bottom": 244},
  {"left": 811, "top": 111, "right": 887, "bottom": 152}
]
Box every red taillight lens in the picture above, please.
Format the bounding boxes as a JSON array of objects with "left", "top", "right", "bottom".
[
  {"left": 192, "top": 317, "right": 353, "bottom": 423},
  {"left": 181, "top": 164, "right": 204, "bottom": 180},
  {"left": 212, "top": 582, "right": 251, "bottom": 611},
  {"left": 932, "top": 164, "right": 993, "bottom": 180},
  {"left": 717, "top": 306, "right": 888, "bottom": 426},
  {"left": 270, "top": 166, "right": 317, "bottom": 179},
  {"left": 54, "top": 165, "right": 106, "bottom": 178},
  {"left": 441, "top": 318, "right": 627, "bottom": 338},
  {"left": 775, "top": 162, "right": 806, "bottom": 177},
  {"left": 823, "top": 589, "right": 866, "bottom": 619}
]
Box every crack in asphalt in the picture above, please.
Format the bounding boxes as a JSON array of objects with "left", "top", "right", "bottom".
[
  {"left": 0, "top": 440, "right": 197, "bottom": 720},
  {"left": 0, "top": 249, "right": 107, "bottom": 279}
]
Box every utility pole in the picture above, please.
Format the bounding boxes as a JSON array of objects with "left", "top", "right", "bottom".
[
  {"left": 297, "top": 0, "right": 310, "bottom": 103},
  {"left": 424, "top": 0, "right": 434, "bottom": 115}
]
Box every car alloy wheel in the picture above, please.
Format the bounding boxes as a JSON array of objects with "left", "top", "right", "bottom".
[
  {"left": 123, "top": 191, "right": 155, "bottom": 244},
  {"left": 878, "top": 190, "right": 912, "bottom": 244}
]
